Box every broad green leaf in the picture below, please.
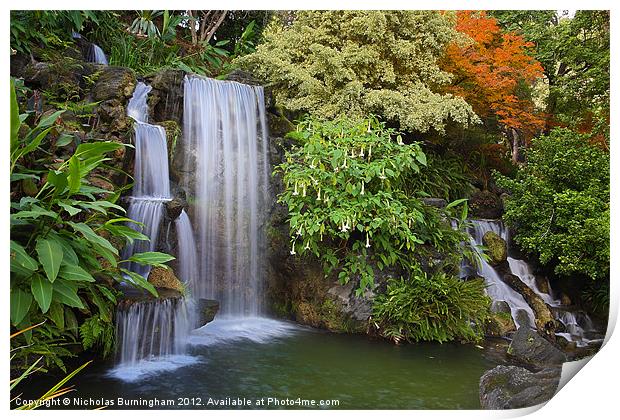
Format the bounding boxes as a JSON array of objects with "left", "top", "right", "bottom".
[
  {"left": 47, "top": 232, "right": 79, "bottom": 266},
  {"left": 10, "top": 240, "right": 38, "bottom": 276},
  {"left": 10, "top": 288, "right": 32, "bottom": 325},
  {"left": 104, "top": 225, "right": 149, "bottom": 244},
  {"left": 55, "top": 133, "right": 74, "bottom": 147},
  {"left": 446, "top": 198, "right": 468, "bottom": 210},
  {"left": 10, "top": 80, "right": 20, "bottom": 153},
  {"left": 48, "top": 302, "right": 65, "bottom": 329},
  {"left": 121, "top": 269, "right": 158, "bottom": 297},
  {"left": 67, "top": 156, "right": 81, "bottom": 195},
  {"left": 12, "top": 204, "right": 58, "bottom": 220},
  {"left": 37, "top": 110, "right": 64, "bottom": 128},
  {"left": 127, "top": 251, "right": 175, "bottom": 266},
  {"left": 67, "top": 222, "right": 118, "bottom": 255},
  {"left": 10, "top": 173, "right": 40, "bottom": 182},
  {"left": 47, "top": 170, "right": 68, "bottom": 194},
  {"left": 31, "top": 273, "right": 53, "bottom": 313},
  {"left": 35, "top": 238, "right": 64, "bottom": 283},
  {"left": 52, "top": 282, "right": 84, "bottom": 309},
  {"left": 57, "top": 201, "right": 81, "bottom": 216},
  {"left": 74, "top": 142, "right": 122, "bottom": 160},
  {"left": 59, "top": 264, "right": 95, "bottom": 282},
  {"left": 11, "top": 126, "right": 54, "bottom": 168}
]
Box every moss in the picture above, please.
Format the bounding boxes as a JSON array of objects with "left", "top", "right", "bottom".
[
  {"left": 158, "top": 120, "right": 181, "bottom": 162},
  {"left": 482, "top": 231, "right": 507, "bottom": 265}
]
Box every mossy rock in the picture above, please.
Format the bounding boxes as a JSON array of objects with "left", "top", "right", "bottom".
[
  {"left": 158, "top": 120, "right": 181, "bottom": 162},
  {"left": 147, "top": 266, "right": 184, "bottom": 294},
  {"left": 482, "top": 231, "right": 507, "bottom": 266},
  {"left": 485, "top": 312, "right": 516, "bottom": 337}
]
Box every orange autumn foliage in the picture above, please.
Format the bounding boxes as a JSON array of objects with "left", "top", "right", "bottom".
[{"left": 443, "top": 11, "right": 545, "bottom": 136}]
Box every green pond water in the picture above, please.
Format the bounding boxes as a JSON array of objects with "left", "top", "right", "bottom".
[{"left": 21, "top": 318, "right": 497, "bottom": 410}]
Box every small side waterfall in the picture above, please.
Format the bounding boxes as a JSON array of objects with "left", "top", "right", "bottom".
[
  {"left": 88, "top": 43, "right": 108, "bottom": 65},
  {"left": 181, "top": 75, "right": 270, "bottom": 317},
  {"left": 466, "top": 219, "right": 599, "bottom": 346},
  {"left": 467, "top": 220, "right": 536, "bottom": 329},
  {"left": 121, "top": 82, "right": 171, "bottom": 278},
  {"left": 113, "top": 82, "right": 200, "bottom": 378}
]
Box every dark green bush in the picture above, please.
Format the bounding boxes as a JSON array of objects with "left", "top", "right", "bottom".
[{"left": 372, "top": 270, "right": 490, "bottom": 343}]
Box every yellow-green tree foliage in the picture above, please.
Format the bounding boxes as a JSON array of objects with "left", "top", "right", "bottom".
[{"left": 236, "top": 11, "right": 478, "bottom": 133}]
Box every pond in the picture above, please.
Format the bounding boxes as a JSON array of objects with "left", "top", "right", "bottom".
[{"left": 23, "top": 318, "right": 497, "bottom": 410}]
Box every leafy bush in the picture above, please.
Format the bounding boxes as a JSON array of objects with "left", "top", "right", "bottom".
[
  {"left": 237, "top": 11, "right": 478, "bottom": 133},
  {"left": 10, "top": 81, "right": 172, "bottom": 371},
  {"left": 496, "top": 128, "right": 609, "bottom": 281},
  {"left": 276, "top": 116, "right": 472, "bottom": 294},
  {"left": 372, "top": 269, "right": 490, "bottom": 343}
]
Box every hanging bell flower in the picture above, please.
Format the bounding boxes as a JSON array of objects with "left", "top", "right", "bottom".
[
  {"left": 293, "top": 181, "right": 299, "bottom": 196},
  {"left": 302, "top": 184, "right": 307, "bottom": 197},
  {"left": 367, "top": 121, "right": 371, "bottom": 133},
  {"left": 290, "top": 241, "right": 297, "bottom": 255},
  {"left": 359, "top": 145, "right": 365, "bottom": 158},
  {"left": 304, "top": 242, "right": 310, "bottom": 251},
  {"left": 360, "top": 181, "right": 365, "bottom": 195},
  {"left": 368, "top": 144, "right": 372, "bottom": 159},
  {"left": 317, "top": 188, "right": 322, "bottom": 201},
  {"left": 365, "top": 232, "right": 371, "bottom": 248}
]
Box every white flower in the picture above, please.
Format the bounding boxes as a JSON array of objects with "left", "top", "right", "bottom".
[
  {"left": 302, "top": 184, "right": 307, "bottom": 197},
  {"left": 365, "top": 232, "right": 371, "bottom": 248},
  {"left": 368, "top": 145, "right": 372, "bottom": 159},
  {"left": 379, "top": 168, "right": 386, "bottom": 180},
  {"left": 293, "top": 182, "right": 299, "bottom": 196},
  {"left": 367, "top": 121, "right": 371, "bottom": 133},
  {"left": 359, "top": 145, "right": 365, "bottom": 157},
  {"left": 290, "top": 241, "right": 296, "bottom": 255},
  {"left": 360, "top": 181, "right": 365, "bottom": 195},
  {"left": 317, "top": 188, "right": 322, "bottom": 201},
  {"left": 304, "top": 242, "right": 310, "bottom": 251}
]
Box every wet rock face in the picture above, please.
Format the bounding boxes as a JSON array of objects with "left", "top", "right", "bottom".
[
  {"left": 165, "top": 197, "right": 186, "bottom": 221},
  {"left": 470, "top": 190, "right": 503, "bottom": 219},
  {"left": 197, "top": 299, "right": 220, "bottom": 326},
  {"left": 421, "top": 197, "right": 448, "bottom": 209},
  {"left": 147, "top": 69, "right": 185, "bottom": 124},
  {"left": 485, "top": 312, "right": 516, "bottom": 337},
  {"left": 479, "top": 365, "right": 561, "bottom": 409},
  {"left": 503, "top": 274, "right": 556, "bottom": 336},
  {"left": 92, "top": 66, "right": 136, "bottom": 102},
  {"left": 482, "top": 231, "right": 507, "bottom": 266},
  {"left": 327, "top": 281, "right": 375, "bottom": 322},
  {"left": 507, "top": 327, "right": 566, "bottom": 368}
]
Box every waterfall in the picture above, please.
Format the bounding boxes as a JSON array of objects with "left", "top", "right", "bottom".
[
  {"left": 88, "top": 43, "right": 108, "bottom": 65},
  {"left": 115, "top": 298, "right": 197, "bottom": 365},
  {"left": 181, "top": 75, "right": 270, "bottom": 317},
  {"left": 121, "top": 82, "right": 171, "bottom": 278},
  {"left": 112, "top": 82, "right": 201, "bottom": 377},
  {"left": 467, "top": 220, "right": 536, "bottom": 329}
]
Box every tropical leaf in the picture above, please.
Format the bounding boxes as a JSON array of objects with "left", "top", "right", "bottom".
[
  {"left": 35, "top": 238, "right": 64, "bottom": 283},
  {"left": 52, "top": 282, "right": 84, "bottom": 309},
  {"left": 31, "top": 273, "right": 53, "bottom": 313},
  {"left": 10, "top": 288, "right": 32, "bottom": 325},
  {"left": 59, "top": 264, "right": 95, "bottom": 283}
]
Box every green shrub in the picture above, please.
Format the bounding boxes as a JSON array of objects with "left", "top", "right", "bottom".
[
  {"left": 237, "top": 11, "right": 477, "bottom": 133},
  {"left": 372, "top": 270, "right": 491, "bottom": 343},
  {"left": 496, "top": 128, "right": 609, "bottom": 282},
  {"left": 276, "top": 115, "right": 473, "bottom": 294},
  {"left": 10, "top": 81, "right": 172, "bottom": 371}
]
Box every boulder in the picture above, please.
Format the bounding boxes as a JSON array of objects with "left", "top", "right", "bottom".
[
  {"left": 479, "top": 365, "right": 561, "bottom": 409},
  {"left": 92, "top": 66, "right": 136, "bottom": 102},
  {"left": 147, "top": 266, "right": 185, "bottom": 294},
  {"left": 503, "top": 274, "right": 556, "bottom": 336},
  {"left": 470, "top": 190, "right": 503, "bottom": 219},
  {"left": 147, "top": 69, "right": 185, "bottom": 124},
  {"left": 196, "top": 299, "right": 220, "bottom": 326},
  {"left": 507, "top": 327, "right": 566, "bottom": 368},
  {"left": 482, "top": 231, "right": 507, "bottom": 265},
  {"left": 485, "top": 312, "right": 516, "bottom": 337},
  {"left": 327, "top": 281, "right": 375, "bottom": 322},
  {"left": 165, "top": 197, "right": 186, "bottom": 220}
]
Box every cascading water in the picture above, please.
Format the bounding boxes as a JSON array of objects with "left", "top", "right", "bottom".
[
  {"left": 121, "top": 82, "right": 171, "bottom": 278},
  {"left": 112, "top": 82, "right": 200, "bottom": 379},
  {"left": 88, "top": 43, "right": 109, "bottom": 65},
  {"left": 466, "top": 219, "right": 600, "bottom": 346},
  {"left": 180, "top": 75, "right": 270, "bottom": 316},
  {"left": 466, "top": 220, "right": 536, "bottom": 329}
]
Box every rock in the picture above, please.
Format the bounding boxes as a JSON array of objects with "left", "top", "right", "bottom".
[
  {"left": 490, "top": 300, "right": 511, "bottom": 314},
  {"left": 535, "top": 275, "right": 551, "bottom": 295},
  {"left": 327, "top": 281, "right": 375, "bottom": 322},
  {"left": 561, "top": 293, "right": 572, "bottom": 306},
  {"left": 479, "top": 365, "right": 561, "bottom": 409},
  {"left": 196, "top": 299, "right": 219, "bottom": 326},
  {"left": 503, "top": 274, "right": 555, "bottom": 335},
  {"left": 470, "top": 190, "right": 503, "bottom": 219},
  {"left": 422, "top": 197, "right": 448, "bottom": 209},
  {"left": 147, "top": 266, "right": 185, "bottom": 294},
  {"left": 485, "top": 312, "right": 516, "bottom": 337},
  {"left": 507, "top": 327, "right": 566, "bottom": 368},
  {"left": 147, "top": 69, "right": 185, "bottom": 124},
  {"left": 96, "top": 99, "right": 133, "bottom": 133},
  {"left": 158, "top": 120, "right": 181, "bottom": 162},
  {"left": 92, "top": 66, "right": 136, "bottom": 102},
  {"left": 267, "top": 112, "right": 295, "bottom": 137},
  {"left": 482, "top": 231, "right": 507, "bottom": 265},
  {"left": 225, "top": 69, "right": 274, "bottom": 110},
  {"left": 165, "top": 197, "right": 186, "bottom": 220}
]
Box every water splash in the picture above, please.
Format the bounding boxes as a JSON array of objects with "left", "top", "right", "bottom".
[{"left": 181, "top": 75, "right": 270, "bottom": 316}]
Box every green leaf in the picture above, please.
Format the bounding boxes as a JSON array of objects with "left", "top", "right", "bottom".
[
  {"left": 48, "top": 302, "right": 65, "bottom": 329},
  {"left": 446, "top": 198, "right": 468, "bottom": 210},
  {"left": 52, "top": 282, "right": 84, "bottom": 309},
  {"left": 127, "top": 251, "right": 175, "bottom": 266},
  {"left": 47, "top": 170, "right": 68, "bottom": 194},
  {"left": 47, "top": 232, "right": 79, "bottom": 266},
  {"left": 67, "top": 222, "right": 118, "bottom": 255},
  {"left": 10, "top": 80, "right": 20, "bottom": 153},
  {"left": 121, "top": 269, "right": 158, "bottom": 297},
  {"left": 67, "top": 156, "right": 81, "bottom": 195},
  {"left": 59, "top": 264, "right": 95, "bottom": 282},
  {"left": 55, "top": 133, "right": 74, "bottom": 147},
  {"left": 12, "top": 205, "right": 58, "bottom": 220},
  {"left": 10, "top": 240, "right": 38, "bottom": 276},
  {"left": 35, "top": 237, "right": 64, "bottom": 283},
  {"left": 31, "top": 273, "right": 53, "bottom": 313},
  {"left": 10, "top": 288, "right": 32, "bottom": 325},
  {"left": 37, "top": 110, "right": 64, "bottom": 128},
  {"left": 57, "top": 201, "right": 81, "bottom": 216},
  {"left": 74, "top": 142, "right": 122, "bottom": 160}
]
